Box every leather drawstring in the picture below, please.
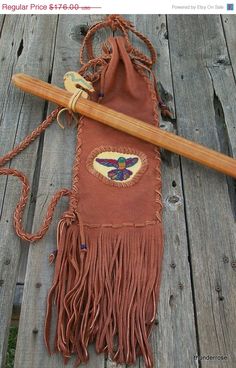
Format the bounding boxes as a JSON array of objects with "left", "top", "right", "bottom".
[
  {"left": 78, "top": 15, "right": 171, "bottom": 119},
  {"left": 80, "top": 15, "right": 156, "bottom": 68}
]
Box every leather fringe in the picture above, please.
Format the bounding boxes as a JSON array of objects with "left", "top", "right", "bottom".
[{"left": 44, "top": 213, "right": 164, "bottom": 368}]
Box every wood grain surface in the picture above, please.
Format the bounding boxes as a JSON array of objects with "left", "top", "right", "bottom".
[
  {"left": 0, "top": 15, "right": 58, "bottom": 368},
  {"left": 12, "top": 72, "right": 236, "bottom": 179},
  {"left": 168, "top": 14, "right": 236, "bottom": 368}
]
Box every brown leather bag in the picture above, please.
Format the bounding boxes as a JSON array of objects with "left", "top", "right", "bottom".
[{"left": 0, "top": 15, "right": 170, "bottom": 368}]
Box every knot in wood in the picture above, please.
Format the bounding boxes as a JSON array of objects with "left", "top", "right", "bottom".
[
  {"left": 223, "top": 256, "right": 229, "bottom": 263},
  {"left": 231, "top": 261, "right": 236, "bottom": 269},
  {"left": 166, "top": 195, "right": 182, "bottom": 211},
  {"left": 215, "top": 285, "right": 221, "bottom": 293},
  {"left": 168, "top": 195, "right": 180, "bottom": 204},
  {"left": 154, "top": 318, "right": 159, "bottom": 326}
]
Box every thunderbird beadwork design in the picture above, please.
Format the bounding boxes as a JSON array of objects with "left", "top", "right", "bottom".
[
  {"left": 95, "top": 156, "right": 138, "bottom": 181},
  {"left": 86, "top": 146, "right": 148, "bottom": 187}
]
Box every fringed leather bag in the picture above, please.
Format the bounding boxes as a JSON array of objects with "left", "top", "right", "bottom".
[{"left": 0, "top": 15, "right": 171, "bottom": 367}]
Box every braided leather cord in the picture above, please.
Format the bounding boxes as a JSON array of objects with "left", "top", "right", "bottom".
[
  {"left": 79, "top": 15, "right": 156, "bottom": 68},
  {"left": 0, "top": 107, "right": 71, "bottom": 243}
]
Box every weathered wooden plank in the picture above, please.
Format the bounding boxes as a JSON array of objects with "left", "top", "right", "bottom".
[
  {"left": 0, "top": 15, "right": 59, "bottom": 283},
  {"left": 127, "top": 15, "right": 199, "bottom": 368},
  {"left": 12, "top": 13, "right": 236, "bottom": 366},
  {"left": 14, "top": 15, "right": 105, "bottom": 368},
  {"left": 222, "top": 16, "right": 236, "bottom": 77},
  {"left": 220, "top": 15, "right": 236, "bottom": 214},
  {"left": 12, "top": 284, "right": 24, "bottom": 324},
  {"left": 0, "top": 15, "right": 5, "bottom": 35},
  {"left": 168, "top": 14, "right": 236, "bottom": 367},
  {"left": 0, "top": 15, "right": 58, "bottom": 368}
]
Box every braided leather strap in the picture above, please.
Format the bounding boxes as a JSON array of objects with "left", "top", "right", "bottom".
[
  {"left": 80, "top": 15, "right": 156, "bottom": 68},
  {"left": 0, "top": 108, "right": 60, "bottom": 167},
  {"left": 0, "top": 107, "right": 71, "bottom": 243}
]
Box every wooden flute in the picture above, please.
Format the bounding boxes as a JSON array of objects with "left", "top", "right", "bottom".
[{"left": 12, "top": 73, "right": 236, "bottom": 179}]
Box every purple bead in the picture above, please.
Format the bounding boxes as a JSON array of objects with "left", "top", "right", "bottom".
[{"left": 80, "top": 243, "right": 87, "bottom": 250}]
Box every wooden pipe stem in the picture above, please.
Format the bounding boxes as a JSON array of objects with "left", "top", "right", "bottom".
[{"left": 12, "top": 73, "right": 236, "bottom": 179}]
